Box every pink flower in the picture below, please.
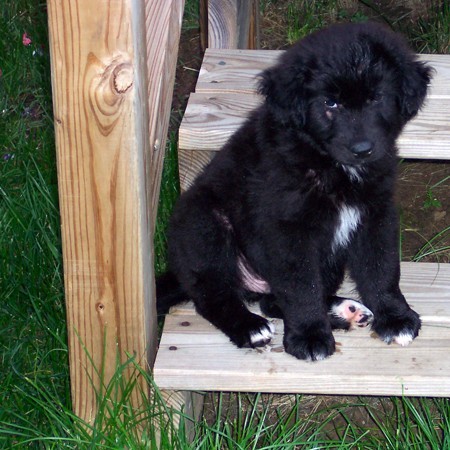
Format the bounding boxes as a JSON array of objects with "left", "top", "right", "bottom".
[{"left": 22, "top": 33, "right": 32, "bottom": 46}]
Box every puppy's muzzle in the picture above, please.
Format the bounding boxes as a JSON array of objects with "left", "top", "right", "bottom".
[{"left": 350, "top": 140, "right": 373, "bottom": 158}]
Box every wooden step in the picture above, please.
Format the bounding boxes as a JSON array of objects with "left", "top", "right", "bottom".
[
  {"left": 160, "top": 49, "right": 450, "bottom": 398},
  {"left": 154, "top": 262, "right": 450, "bottom": 397},
  {"left": 178, "top": 50, "right": 450, "bottom": 190}
]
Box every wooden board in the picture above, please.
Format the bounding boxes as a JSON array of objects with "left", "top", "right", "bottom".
[
  {"left": 207, "top": 0, "right": 260, "bottom": 49},
  {"left": 196, "top": 51, "right": 450, "bottom": 97},
  {"left": 47, "top": 0, "right": 185, "bottom": 423},
  {"left": 179, "top": 51, "right": 450, "bottom": 160},
  {"left": 154, "top": 262, "right": 450, "bottom": 397},
  {"left": 47, "top": 0, "right": 155, "bottom": 422},
  {"left": 146, "top": 0, "right": 185, "bottom": 229}
]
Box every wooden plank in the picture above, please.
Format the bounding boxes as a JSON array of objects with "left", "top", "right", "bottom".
[
  {"left": 179, "top": 93, "right": 450, "bottom": 159},
  {"left": 161, "top": 390, "right": 204, "bottom": 441},
  {"left": 236, "top": 0, "right": 259, "bottom": 49},
  {"left": 196, "top": 49, "right": 283, "bottom": 92},
  {"left": 398, "top": 101, "right": 450, "bottom": 158},
  {"left": 178, "top": 149, "right": 214, "bottom": 191},
  {"left": 208, "top": 0, "right": 260, "bottom": 49},
  {"left": 145, "top": 1, "right": 204, "bottom": 439},
  {"left": 196, "top": 51, "right": 449, "bottom": 98},
  {"left": 47, "top": 0, "right": 157, "bottom": 422},
  {"left": 179, "top": 92, "right": 259, "bottom": 150},
  {"left": 154, "top": 262, "right": 450, "bottom": 397},
  {"left": 199, "top": 0, "right": 208, "bottom": 51},
  {"left": 167, "top": 262, "right": 450, "bottom": 317},
  {"left": 145, "top": 0, "right": 185, "bottom": 229}
]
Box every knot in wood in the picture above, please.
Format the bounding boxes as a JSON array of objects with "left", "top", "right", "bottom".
[{"left": 112, "top": 63, "right": 133, "bottom": 94}]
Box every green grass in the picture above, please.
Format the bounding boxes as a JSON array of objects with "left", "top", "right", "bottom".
[
  {"left": 285, "top": 0, "right": 338, "bottom": 44},
  {"left": 407, "top": 1, "right": 450, "bottom": 54},
  {"left": 1, "top": 0, "right": 450, "bottom": 448},
  {"left": 154, "top": 134, "right": 180, "bottom": 276},
  {"left": 3, "top": 364, "right": 450, "bottom": 449},
  {"left": 0, "top": 0, "right": 70, "bottom": 444},
  {"left": 283, "top": 0, "right": 450, "bottom": 53}
]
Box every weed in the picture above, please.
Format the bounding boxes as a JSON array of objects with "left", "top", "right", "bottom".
[
  {"left": 285, "top": 0, "right": 338, "bottom": 44},
  {"left": 423, "top": 187, "right": 442, "bottom": 209},
  {"left": 408, "top": 1, "right": 450, "bottom": 54}
]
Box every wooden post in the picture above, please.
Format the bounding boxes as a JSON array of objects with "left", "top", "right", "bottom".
[
  {"left": 47, "top": 0, "right": 184, "bottom": 423},
  {"left": 206, "top": 0, "right": 260, "bottom": 49}
]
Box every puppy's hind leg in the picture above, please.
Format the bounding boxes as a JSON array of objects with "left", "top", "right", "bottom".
[
  {"left": 193, "top": 273, "right": 275, "bottom": 348},
  {"left": 170, "top": 207, "right": 274, "bottom": 349}
]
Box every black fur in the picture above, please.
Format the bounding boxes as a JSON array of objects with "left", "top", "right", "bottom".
[{"left": 157, "top": 22, "right": 432, "bottom": 360}]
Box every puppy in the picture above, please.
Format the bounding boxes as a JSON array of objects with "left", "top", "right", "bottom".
[{"left": 157, "top": 22, "right": 432, "bottom": 360}]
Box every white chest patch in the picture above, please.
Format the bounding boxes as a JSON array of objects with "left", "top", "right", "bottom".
[{"left": 333, "top": 205, "right": 361, "bottom": 250}]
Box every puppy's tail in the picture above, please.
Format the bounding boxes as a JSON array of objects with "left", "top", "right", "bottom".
[{"left": 156, "top": 272, "right": 188, "bottom": 315}]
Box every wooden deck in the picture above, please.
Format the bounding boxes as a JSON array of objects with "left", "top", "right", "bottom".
[
  {"left": 153, "top": 48, "right": 450, "bottom": 398},
  {"left": 154, "top": 262, "right": 450, "bottom": 397},
  {"left": 178, "top": 50, "right": 450, "bottom": 190}
]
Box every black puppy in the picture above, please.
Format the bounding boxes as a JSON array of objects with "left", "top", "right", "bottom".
[{"left": 157, "top": 22, "right": 432, "bottom": 361}]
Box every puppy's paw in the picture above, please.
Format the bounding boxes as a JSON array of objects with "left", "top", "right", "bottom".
[
  {"left": 329, "top": 298, "right": 374, "bottom": 330},
  {"left": 283, "top": 326, "right": 335, "bottom": 361},
  {"left": 373, "top": 307, "right": 421, "bottom": 346},
  {"left": 231, "top": 314, "right": 275, "bottom": 348},
  {"left": 249, "top": 321, "right": 275, "bottom": 347}
]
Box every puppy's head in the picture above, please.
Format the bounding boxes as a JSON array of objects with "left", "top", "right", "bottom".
[{"left": 259, "top": 22, "right": 433, "bottom": 167}]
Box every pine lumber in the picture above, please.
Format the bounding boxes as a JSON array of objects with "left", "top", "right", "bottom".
[{"left": 154, "top": 262, "right": 450, "bottom": 397}]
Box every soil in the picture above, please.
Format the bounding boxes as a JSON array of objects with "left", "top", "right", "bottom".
[{"left": 170, "top": 0, "right": 449, "bottom": 435}]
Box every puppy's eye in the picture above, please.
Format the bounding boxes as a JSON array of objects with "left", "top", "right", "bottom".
[
  {"left": 325, "top": 99, "right": 338, "bottom": 109},
  {"left": 371, "top": 93, "right": 383, "bottom": 103}
]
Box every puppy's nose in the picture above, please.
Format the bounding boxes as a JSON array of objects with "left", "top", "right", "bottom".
[{"left": 350, "top": 141, "right": 373, "bottom": 158}]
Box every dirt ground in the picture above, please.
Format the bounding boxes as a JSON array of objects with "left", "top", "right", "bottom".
[{"left": 171, "top": 0, "right": 449, "bottom": 432}]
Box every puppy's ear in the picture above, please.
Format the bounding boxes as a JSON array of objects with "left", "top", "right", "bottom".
[
  {"left": 399, "top": 61, "right": 433, "bottom": 122},
  {"left": 258, "top": 65, "right": 306, "bottom": 126}
]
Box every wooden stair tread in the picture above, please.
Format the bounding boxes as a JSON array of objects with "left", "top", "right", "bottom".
[
  {"left": 166, "top": 48, "right": 450, "bottom": 396},
  {"left": 179, "top": 50, "right": 450, "bottom": 159},
  {"left": 154, "top": 262, "right": 450, "bottom": 397}
]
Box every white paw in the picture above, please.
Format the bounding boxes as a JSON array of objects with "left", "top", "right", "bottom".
[
  {"left": 250, "top": 322, "right": 275, "bottom": 346},
  {"left": 392, "top": 332, "right": 415, "bottom": 347}
]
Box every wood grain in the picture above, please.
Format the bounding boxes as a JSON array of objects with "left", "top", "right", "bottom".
[
  {"left": 208, "top": 0, "right": 260, "bottom": 49},
  {"left": 47, "top": 0, "right": 182, "bottom": 422},
  {"left": 145, "top": 0, "right": 185, "bottom": 229},
  {"left": 178, "top": 149, "right": 214, "bottom": 191},
  {"left": 179, "top": 51, "right": 450, "bottom": 161},
  {"left": 180, "top": 93, "right": 450, "bottom": 159},
  {"left": 195, "top": 51, "right": 450, "bottom": 97},
  {"left": 154, "top": 262, "right": 450, "bottom": 396}
]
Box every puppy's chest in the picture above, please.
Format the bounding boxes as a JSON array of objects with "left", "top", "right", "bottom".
[
  {"left": 303, "top": 168, "right": 363, "bottom": 249},
  {"left": 332, "top": 204, "right": 362, "bottom": 250}
]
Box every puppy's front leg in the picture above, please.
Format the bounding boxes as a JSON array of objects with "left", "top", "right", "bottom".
[
  {"left": 268, "top": 254, "right": 335, "bottom": 361},
  {"left": 283, "top": 314, "right": 336, "bottom": 361},
  {"left": 348, "top": 207, "right": 421, "bottom": 346}
]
